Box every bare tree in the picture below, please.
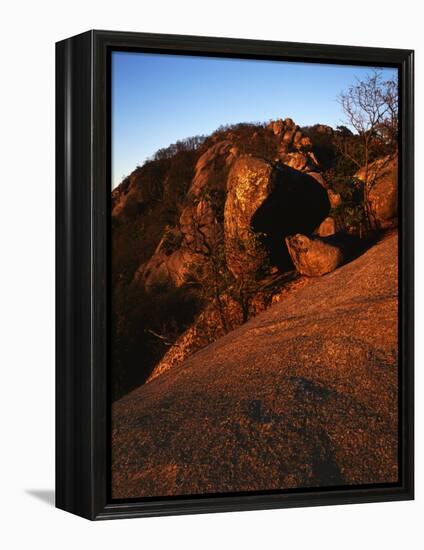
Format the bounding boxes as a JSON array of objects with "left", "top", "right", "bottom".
[
  {"left": 377, "top": 77, "right": 398, "bottom": 149},
  {"left": 181, "top": 197, "right": 231, "bottom": 333},
  {"left": 337, "top": 70, "right": 398, "bottom": 231},
  {"left": 224, "top": 231, "right": 270, "bottom": 323},
  {"left": 183, "top": 194, "right": 269, "bottom": 330}
]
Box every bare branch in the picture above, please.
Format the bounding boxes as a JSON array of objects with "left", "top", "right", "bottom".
[{"left": 146, "top": 328, "right": 182, "bottom": 348}]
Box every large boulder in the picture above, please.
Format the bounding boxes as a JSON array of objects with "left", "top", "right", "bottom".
[
  {"left": 285, "top": 234, "right": 343, "bottom": 277},
  {"left": 224, "top": 157, "right": 275, "bottom": 278},
  {"left": 224, "top": 156, "right": 330, "bottom": 277},
  {"left": 356, "top": 155, "right": 398, "bottom": 229}
]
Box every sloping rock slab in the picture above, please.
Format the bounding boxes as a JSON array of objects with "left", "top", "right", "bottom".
[{"left": 112, "top": 232, "right": 398, "bottom": 498}]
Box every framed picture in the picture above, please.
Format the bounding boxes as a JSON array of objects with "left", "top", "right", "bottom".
[{"left": 56, "top": 30, "right": 414, "bottom": 520}]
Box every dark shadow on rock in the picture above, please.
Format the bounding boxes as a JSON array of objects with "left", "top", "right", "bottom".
[
  {"left": 288, "top": 377, "right": 345, "bottom": 486},
  {"left": 311, "top": 432, "right": 345, "bottom": 486},
  {"left": 321, "top": 231, "right": 381, "bottom": 266},
  {"left": 252, "top": 163, "right": 330, "bottom": 271},
  {"left": 26, "top": 489, "right": 55, "bottom": 507},
  {"left": 247, "top": 399, "right": 272, "bottom": 424}
]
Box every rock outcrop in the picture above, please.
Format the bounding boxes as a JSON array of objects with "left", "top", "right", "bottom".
[
  {"left": 179, "top": 200, "right": 220, "bottom": 253},
  {"left": 132, "top": 196, "right": 226, "bottom": 292},
  {"left": 111, "top": 116, "right": 398, "bottom": 400},
  {"left": 112, "top": 232, "right": 398, "bottom": 498},
  {"left": 356, "top": 155, "right": 398, "bottom": 229},
  {"left": 117, "top": 121, "right": 336, "bottom": 295},
  {"left": 267, "top": 117, "right": 323, "bottom": 176},
  {"left": 188, "top": 140, "right": 237, "bottom": 198},
  {"left": 224, "top": 156, "right": 275, "bottom": 278},
  {"left": 131, "top": 140, "right": 236, "bottom": 292},
  {"left": 224, "top": 157, "right": 330, "bottom": 277},
  {"left": 132, "top": 226, "right": 204, "bottom": 292},
  {"left": 111, "top": 169, "right": 154, "bottom": 224}
]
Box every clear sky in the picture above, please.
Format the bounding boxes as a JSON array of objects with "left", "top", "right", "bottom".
[{"left": 111, "top": 51, "right": 397, "bottom": 188}]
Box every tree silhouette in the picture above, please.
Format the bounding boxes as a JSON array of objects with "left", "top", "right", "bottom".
[{"left": 337, "top": 70, "right": 398, "bottom": 231}]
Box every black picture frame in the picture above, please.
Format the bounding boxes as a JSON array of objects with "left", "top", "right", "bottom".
[{"left": 56, "top": 30, "right": 414, "bottom": 520}]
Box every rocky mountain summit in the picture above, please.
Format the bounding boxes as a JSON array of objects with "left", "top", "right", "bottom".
[{"left": 111, "top": 117, "right": 398, "bottom": 399}]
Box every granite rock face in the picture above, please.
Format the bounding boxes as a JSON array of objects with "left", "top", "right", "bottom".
[
  {"left": 224, "top": 156, "right": 330, "bottom": 277},
  {"left": 132, "top": 227, "right": 204, "bottom": 291},
  {"left": 356, "top": 155, "right": 398, "bottom": 229},
  {"left": 267, "top": 117, "right": 323, "bottom": 175},
  {"left": 188, "top": 139, "right": 237, "bottom": 198}
]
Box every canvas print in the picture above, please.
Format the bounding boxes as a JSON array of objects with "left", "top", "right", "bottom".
[{"left": 110, "top": 52, "right": 399, "bottom": 499}]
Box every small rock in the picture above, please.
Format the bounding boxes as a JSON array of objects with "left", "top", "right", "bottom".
[
  {"left": 316, "top": 217, "right": 336, "bottom": 237},
  {"left": 285, "top": 234, "right": 343, "bottom": 277}
]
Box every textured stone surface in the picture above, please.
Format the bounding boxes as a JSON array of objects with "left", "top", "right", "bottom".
[
  {"left": 223, "top": 156, "right": 275, "bottom": 278},
  {"left": 224, "top": 156, "right": 330, "bottom": 277},
  {"left": 285, "top": 234, "right": 343, "bottom": 277},
  {"left": 356, "top": 155, "right": 398, "bottom": 229},
  {"left": 179, "top": 200, "right": 220, "bottom": 252},
  {"left": 133, "top": 228, "right": 205, "bottom": 292},
  {"left": 316, "top": 216, "right": 337, "bottom": 237},
  {"left": 189, "top": 140, "right": 237, "bottom": 198},
  {"left": 112, "top": 233, "right": 398, "bottom": 498}
]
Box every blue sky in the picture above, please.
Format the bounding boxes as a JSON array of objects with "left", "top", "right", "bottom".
[{"left": 111, "top": 52, "right": 397, "bottom": 188}]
